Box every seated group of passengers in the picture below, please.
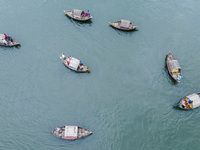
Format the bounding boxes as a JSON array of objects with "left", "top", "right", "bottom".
[
  {"left": 81, "top": 10, "right": 90, "bottom": 17},
  {"left": 181, "top": 98, "right": 193, "bottom": 109},
  {"left": 1, "top": 34, "right": 14, "bottom": 45},
  {"left": 78, "top": 61, "right": 84, "bottom": 70}
]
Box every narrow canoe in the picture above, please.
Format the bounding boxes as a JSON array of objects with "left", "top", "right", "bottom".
[
  {"left": 64, "top": 9, "right": 92, "bottom": 21},
  {"left": 166, "top": 51, "right": 182, "bottom": 82},
  {"left": 178, "top": 93, "right": 200, "bottom": 110},
  {"left": 0, "top": 34, "right": 20, "bottom": 46},
  {"left": 109, "top": 20, "right": 138, "bottom": 31},
  {"left": 60, "top": 53, "right": 90, "bottom": 73},
  {"left": 52, "top": 125, "right": 92, "bottom": 140}
]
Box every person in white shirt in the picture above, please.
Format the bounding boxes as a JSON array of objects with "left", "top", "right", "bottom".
[
  {"left": 2, "top": 39, "right": 8, "bottom": 45},
  {"left": 62, "top": 53, "right": 66, "bottom": 60}
]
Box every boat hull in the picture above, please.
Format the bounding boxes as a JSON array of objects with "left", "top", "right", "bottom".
[
  {"left": 64, "top": 11, "right": 92, "bottom": 21},
  {"left": 178, "top": 93, "right": 200, "bottom": 110},
  {"left": 52, "top": 126, "right": 92, "bottom": 140},
  {"left": 166, "top": 51, "right": 182, "bottom": 82},
  {"left": 60, "top": 55, "right": 90, "bottom": 73},
  {"left": 0, "top": 34, "right": 20, "bottom": 47},
  {"left": 109, "top": 21, "right": 137, "bottom": 31}
]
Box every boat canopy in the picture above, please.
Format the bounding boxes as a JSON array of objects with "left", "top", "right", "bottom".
[
  {"left": 168, "top": 60, "right": 181, "bottom": 72},
  {"left": 120, "top": 20, "right": 130, "bottom": 28},
  {"left": 0, "top": 34, "right": 5, "bottom": 44},
  {"left": 72, "top": 9, "right": 83, "bottom": 17},
  {"left": 187, "top": 94, "right": 200, "bottom": 108},
  {"left": 0, "top": 34, "right": 5, "bottom": 39},
  {"left": 69, "top": 57, "right": 80, "bottom": 69},
  {"left": 65, "top": 126, "right": 78, "bottom": 138}
]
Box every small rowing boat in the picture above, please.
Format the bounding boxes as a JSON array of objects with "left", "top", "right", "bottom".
[
  {"left": 166, "top": 51, "right": 182, "bottom": 82},
  {"left": 178, "top": 93, "right": 200, "bottom": 110},
  {"left": 109, "top": 19, "right": 138, "bottom": 31},
  {"left": 64, "top": 9, "right": 92, "bottom": 21},
  {"left": 52, "top": 125, "right": 92, "bottom": 140},
  {"left": 60, "top": 53, "right": 90, "bottom": 73},
  {"left": 0, "top": 34, "right": 20, "bottom": 46}
]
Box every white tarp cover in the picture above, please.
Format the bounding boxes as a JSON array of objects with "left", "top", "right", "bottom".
[
  {"left": 65, "top": 126, "right": 78, "bottom": 137},
  {"left": 168, "top": 60, "right": 181, "bottom": 71},
  {"left": 0, "top": 34, "right": 5, "bottom": 43},
  {"left": 187, "top": 94, "right": 200, "bottom": 108},
  {"left": 120, "top": 20, "right": 130, "bottom": 28},
  {"left": 72, "top": 9, "right": 83, "bottom": 18},
  {"left": 69, "top": 57, "right": 80, "bottom": 69}
]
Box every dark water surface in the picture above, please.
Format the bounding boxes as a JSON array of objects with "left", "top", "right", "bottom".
[{"left": 1, "top": 0, "right": 200, "bottom": 149}]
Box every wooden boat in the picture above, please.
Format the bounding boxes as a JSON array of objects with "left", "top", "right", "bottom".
[
  {"left": 109, "top": 20, "right": 138, "bottom": 31},
  {"left": 178, "top": 93, "right": 200, "bottom": 110},
  {"left": 51, "top": 125, "right": 92, "bottom": 140},
  {"left": 64, "top": 9, "right": 92, "bottom": 21},
  {"left": 0, "top": 34, "right": 20, "bottom": 46},
  {"left": 60, "top": 53, "right": 90, "bottom": 73},
  {"left": 166, "top": 51, "right": 182, "bottom": 82}
]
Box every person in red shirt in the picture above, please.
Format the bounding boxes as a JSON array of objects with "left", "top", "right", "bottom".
[{"left": 4, "top": 34, "right": 8, "bottom": 40}]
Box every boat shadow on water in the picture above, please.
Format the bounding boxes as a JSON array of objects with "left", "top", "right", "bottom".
[
  {"left": 65, "top": 15, "right": 93, "bottom": 26},
  {"left": 110, "top": 26, "right": 139, "bottom": 35},
  {"left": 0, "top": 44, "right": 21, "bottom": 50},
  {"left": 64, "top": 66, "right": 91, "bottom": 74}
]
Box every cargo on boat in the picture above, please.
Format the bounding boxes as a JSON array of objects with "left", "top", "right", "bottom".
[
  {"left": 60, "top": 53, "right": 90, "bottom": 73},
  {"left": 178, "top": 93, "right": 200, "bottom": 110},
  {"left": 109, "top": 20, "right": 138, "bottom": 31},
  {"left": 64, "top": 9, "right": 92, "bottom": 21},
  {"left": 0, "top": 34, "right": 19, "bottom": 46},
  {"left": 166, "top": 51, "right": 182, "bottom": 82},
  {"left": 52, "top": 125, "right": 92, "bottom": 140}
]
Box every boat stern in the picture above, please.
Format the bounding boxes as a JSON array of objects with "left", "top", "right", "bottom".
[
  {"left": 87, "top": 67, "right": 90, "bottom": 73},
  {"left": 177, "top": 103, "right": 183, "bottom": 109},
  {"left": 177, "top": 75, "right": 182, "bottom": 82},
  {"left": 84, "top": 129, "right": 93, "bottom": 137},
  {"left": 89, "top": 131, "right": 92, "bottom": 135}
]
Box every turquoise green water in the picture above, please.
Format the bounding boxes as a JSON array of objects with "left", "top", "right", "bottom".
[{"left": 1, "top": 0, "right": 200, "bottom": 149}]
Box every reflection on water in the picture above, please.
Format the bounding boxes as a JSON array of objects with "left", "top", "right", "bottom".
[
  {"left": 109, "top": 25, "right": 138, "bottom": 36},
  {"left": 0, "top": 45, "right": 21, "bottom": 51}
]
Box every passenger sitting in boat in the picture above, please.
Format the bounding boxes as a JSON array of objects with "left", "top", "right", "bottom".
[
  {"left": 77, "top": 61, "right": 83, "bottom": 70},
  {"left": 81, "top": 11, "right": 85, "bottom": 17},
  {"left": 188, "top": 99, "right": 193, "bottom": 104},
  {"left": 67, "top": 57, "right": 71, "bottom": 65},
  {"left": 10, "top": 37, "right": 13, "bottom": 43},
  {"left": 7, "top": 36, "right": 11, "bottom": 41},
  {"left": 4, "top": 34, "right": 8, "bottom": 40},
  {"left": 86, "top": 10, "right": 90, "bottom": 16},
  {"left": 80, "top": 61, "right": 83, "bottom": 65},
  {"left": 2, "top": 39, "right": 8, "bottom": 45},
  {"left": 80, "top": 65, "right": 83, "bottom": 70},
  {"left": 181, "top": 100, "right": 185, "bottom": 108},
  {"left": 184, "top": 100, "right": 191, "bottom": 109}
]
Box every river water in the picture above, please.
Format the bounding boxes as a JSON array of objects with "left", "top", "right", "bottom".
[{"left": 1, "top": 0, "right": 200, "bottom": 150}]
